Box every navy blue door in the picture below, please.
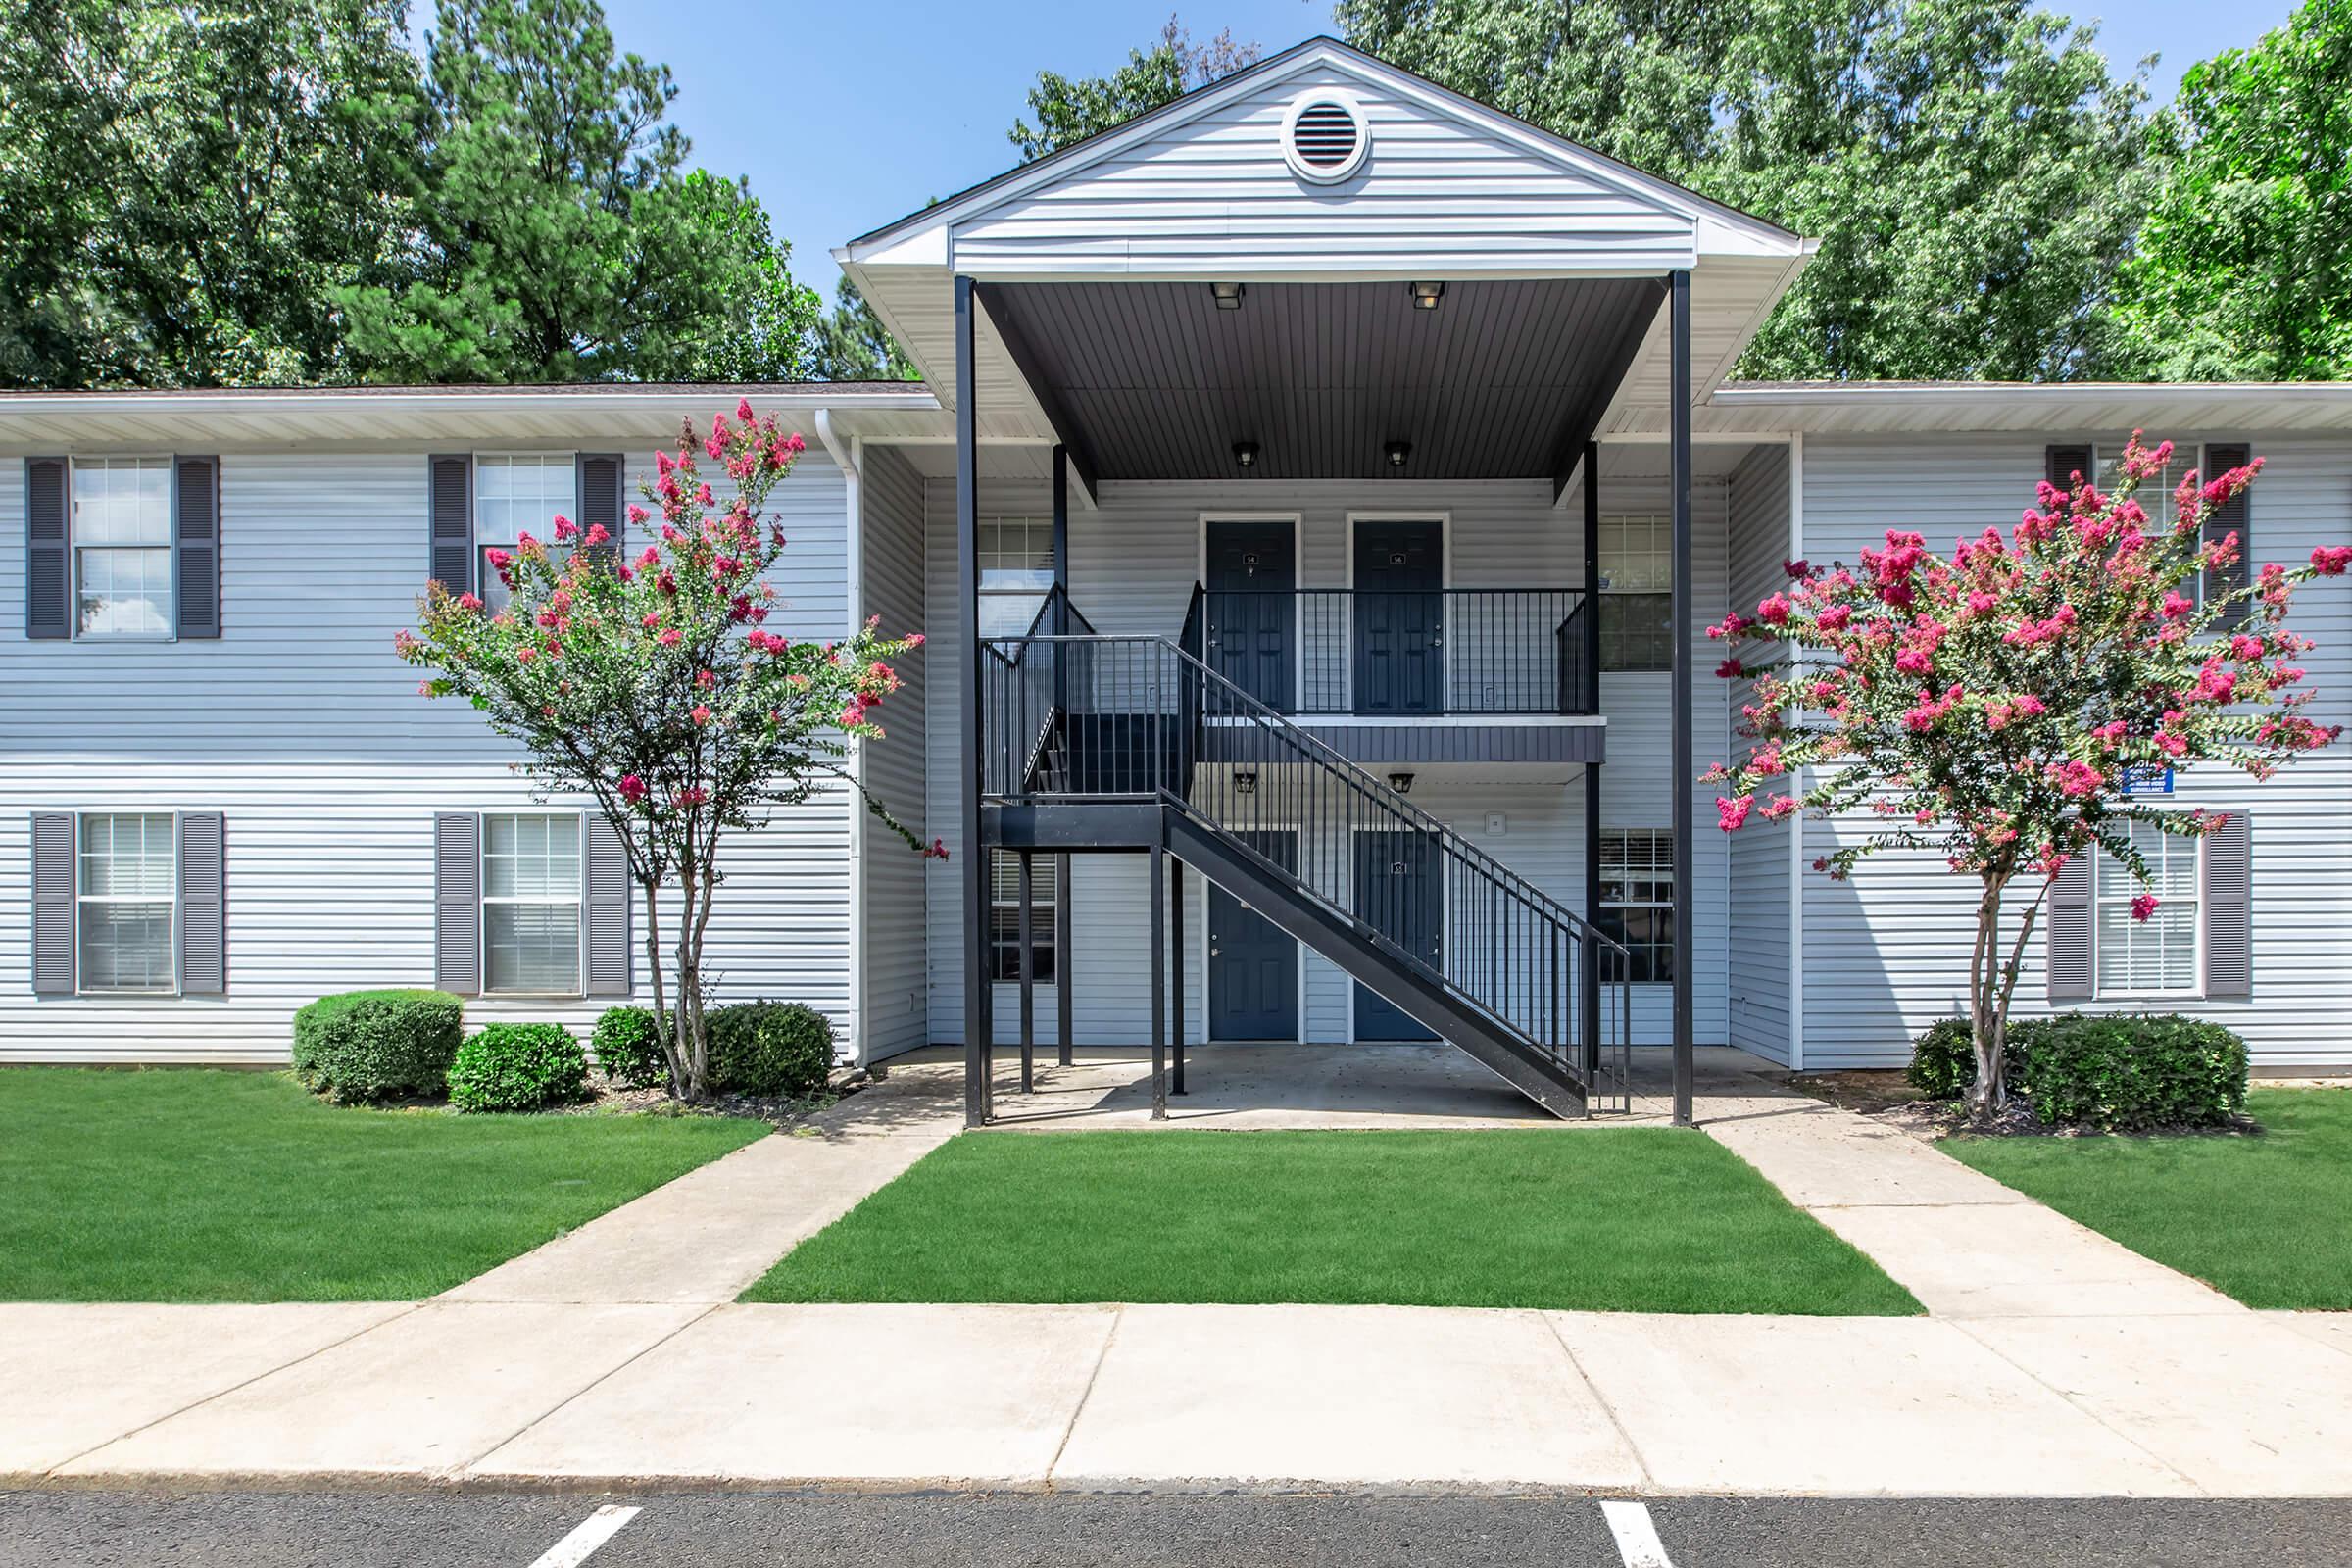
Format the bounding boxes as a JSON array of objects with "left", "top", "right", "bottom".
[
  {"left": 1351, "top": 519, "right": 1444, "bottom": 714},
  {"left": 1353, "top": 829, "right": 1441, "bottom": 1041},
  {"left": 1205, "top": 520, "right": 1295, "bottom": 711},
  {"left": 1209, "top": 831, "right": 1298, "bottom": 1041}
]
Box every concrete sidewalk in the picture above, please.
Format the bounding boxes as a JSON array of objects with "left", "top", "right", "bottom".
[{"left": 9, "top": 1298, "right": 2352, "bottom": 1496}]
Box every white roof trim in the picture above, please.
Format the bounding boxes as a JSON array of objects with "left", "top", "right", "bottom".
[{"left": 840, "top": 36, "right": 1806, "bottom": 270}]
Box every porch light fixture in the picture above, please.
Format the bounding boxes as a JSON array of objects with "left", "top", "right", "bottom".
[
  {"left": 1233, "top": 771, "right": 1258, "bottom": 796},
  {"left": 1387, "top": 771, "right": 1415, "bottom": 795},
  {"left": 1233, "top": 440, "right": 1260, "bottom": 470},
  {"left": 1408, "top": 281, "right": 1445, "bottom": 310},
  {"left": 1384, "top": 440, "right": 1412, "bottom": 469},
  {"left": 1211, "top": 281, "right": 1247, "bottom": 310}
]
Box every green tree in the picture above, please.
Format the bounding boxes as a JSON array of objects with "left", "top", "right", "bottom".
[
  {"left": 0, "top": 0, "right": 416, "bottom": 387},
  {"left": 339, "top": 0, "right": 809, "bottom": 383},
  {"left": 1009, "top": 14, "right": 1261, "bottom": 162},
  {"left": 808, "top": 278, "right": 920, "bottom": 382},
  {"left": 1338, "top": 0, "right": 2151, "bottom": 381},
  {"left": 2107, "top": 0, "right": 2352, "bottom": 380}
]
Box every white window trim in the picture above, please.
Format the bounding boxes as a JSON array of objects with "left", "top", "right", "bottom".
[
  {"left": 69, "top": 454, "right": 178, "bottom": 643},
  {"left": 74, "top": 809, "right": 179, "bottom": 996},
  {"left": 1598, "top": 513, "right": 1675, "bottom": 673},
  {"left": 986, "top": 849, "right": 1060, "bottom": 988},
  {"left": 478, "top": 809, "right": 587, "bottom": 998},
  {"left": 473, "top": 452, "right": 580, "bottom": 612},
  {"left": 1600, "top": 826, "right": 1677, "bottom": 988},
  {"left": 2090, "top": 828, "right": 2204, "bottom": 1002}
]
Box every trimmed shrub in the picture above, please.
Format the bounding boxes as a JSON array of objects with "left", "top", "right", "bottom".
[
  {"left": 2016, "top": 1013, "right": 2249, "bottom": 1132},
  {"left": 708, "top": 1002, "right": 835, "bottom": 1098},
  {"left": 592, "top": 1005, "right": 671, "bottom": 1090},
  {"left": 447, "top": 1022, "right": 589, "bottom": 1113},
  {"left": 1906, "top": 1017, "right": 2034, "bottom": 1100},
  {"left": 292, "top": 989, "right": 464, "bottom": 1103}
]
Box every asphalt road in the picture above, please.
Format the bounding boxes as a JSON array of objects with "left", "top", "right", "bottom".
[{"left": 5, "top": 1489, "right": 2351, "bottom": 1567}]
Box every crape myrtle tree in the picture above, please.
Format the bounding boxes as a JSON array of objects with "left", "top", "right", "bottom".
[
  {"left": 1708, "top": 435, "right": 2349, "bottom": 1117},
  {"left": 397, "top": 402, "right": 940, "bottom": 1100}
]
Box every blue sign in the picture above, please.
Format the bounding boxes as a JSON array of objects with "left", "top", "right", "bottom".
[{"left": 2120, "top": 764, "right": 2175, "bottom": 796}]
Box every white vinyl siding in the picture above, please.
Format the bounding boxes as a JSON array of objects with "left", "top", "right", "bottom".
[
  {"left": 2094, "top": 821, "right": 2200, "bottom": 997},
  {"left": 72, "top": 457, "right": 173, "bottom": 637},
  {"left": 1, "top": 449, "right": 860, "bottom": 1064},
  {"left": 1723, "top": 442, "right": 1794, "bottom": 1061},
  {"left": 1795, "top": 431, "right": 2352, "bottom": 1069},
  {"left": 77, "top": 812, "right": 175, "bottom": 993},
  {"left": 945, "top": 60, "right": 1702, "bottom": 277},
  {"left": 855, "top": 445, "right": 932, "bottom": 1064},
  {"left": 481, "top": 811, "right": 582, "bottom": 995}
]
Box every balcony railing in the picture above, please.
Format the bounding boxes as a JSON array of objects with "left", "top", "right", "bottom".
[{"left": 1196, "top": 588, "right": 1592, "bottom": 717}]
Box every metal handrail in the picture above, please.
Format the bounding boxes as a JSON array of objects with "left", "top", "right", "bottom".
[{"left": 1199, "top": 585, "right": 1592, "bottom": 714}]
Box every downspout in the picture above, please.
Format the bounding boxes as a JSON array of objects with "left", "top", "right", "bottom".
[{"left": 814, "top": 409, "right": 869, "bottom": 1066}]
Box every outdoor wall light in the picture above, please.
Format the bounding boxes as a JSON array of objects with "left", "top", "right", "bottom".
[
  {"left": 1211, "top": 281, "right": 1247, "bottom": 310},
  {"left": 1408, "top": 281, "right": 1446, "bottom": 310},
  {"left": 1233, "top": 440, "right": 1261, "bottom": 469},
  {"left": 1384, "top": 440, "right": 1412, "bottom": 468},
  {"left": 1387, "top": 771, "right": 1415, "bottom": 794},
  {"left": 1234, "top": 771, "right": 1259, "bottom": 795}
]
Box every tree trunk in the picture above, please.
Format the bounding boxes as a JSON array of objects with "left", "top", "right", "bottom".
[{"left": 1966, "top": 877, "right": 2009, "bottom": 1118}]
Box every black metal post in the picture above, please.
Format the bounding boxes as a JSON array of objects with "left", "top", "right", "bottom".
[
  {"left": 1669, "top": 270, "right": 1695, "bottom": 1127},
  {"left": 1052, "top": 445, "right": 1073, "bottom": 1068},
  {"left": 956, "top": 274, "right": 990, "bottom": 1128},
  {"left": 1171, "top": 855, "right": 1186, "bottom": 1094},
  {"left": 1582, "top": 441, "right": 1603, "bottom": 1082},
  {"left": 1018, "top": 849, "right": 1036, "bottom": 1093},
  {"left": 1150, "top": 839, "right": 1168, "bottom": 1120}
]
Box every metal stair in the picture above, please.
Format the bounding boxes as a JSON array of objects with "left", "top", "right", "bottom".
[{"left": 978, "top": 588, "right": 1631, "bottom": 1116}]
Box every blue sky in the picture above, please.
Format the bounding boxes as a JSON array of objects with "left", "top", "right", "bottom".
[{"left": 581, "top": 0, "right": 2292, "bottom": 297}]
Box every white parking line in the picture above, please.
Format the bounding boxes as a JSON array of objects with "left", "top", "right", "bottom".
[
  {"left": 528, "top": 1504, "right": 642, "bottom": 1568},
  {"left": 1600, "top": 1499, "right": 1675, "bottom": 1568}
]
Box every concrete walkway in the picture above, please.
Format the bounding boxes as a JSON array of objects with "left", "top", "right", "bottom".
[
  {"left": 9, "top": 1298, "right": 2352, "bottom": 1495},
  {"left": 443, "top": 1070, "right": 959, "bottom": 1305}
]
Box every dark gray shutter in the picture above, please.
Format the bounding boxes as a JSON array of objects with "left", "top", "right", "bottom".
[
  {"left": 2045, "top": 852, "right": 2093, "bottom": 1003},
  {"left": 30, "top": 812, "right": 74, "bottom": 994},
  {"left": 576, "top": 454, "right": 623, "bottom": 567},
  {"left": 2202, "top": 442, "right": 2252, "bottom": 629},
  {"left": 433, "top": 811, "right": 480, "bottom": 996},
  {"left": 24, "top": 458, "right": 69, "bottom": 639},
  {"left": 2045, "top": 444, "right": 2092, "bottom": 493},
  {"left": 2202, "top": 809, "right": 2252, "bottom": 999},
  {"left": 178, "top": 812, "right": 225, "bottom": 994},
  {"left": 174, "top": 456, "right": 220, "bottom": 638},
  {"left": 584, "top": 812, "right": 631, "bottom": 997},
  {"left": 428, "top": 456, "right": 473, "bottom": 595}
]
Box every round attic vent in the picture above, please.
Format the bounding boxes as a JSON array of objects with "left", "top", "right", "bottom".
[{"left": 1281, "top": 92, "right": 1369, "bottom": 183}]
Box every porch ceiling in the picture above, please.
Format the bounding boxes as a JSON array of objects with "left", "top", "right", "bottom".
[{"left": 977, "top": 277, "right": 1662, "bottom": 483}]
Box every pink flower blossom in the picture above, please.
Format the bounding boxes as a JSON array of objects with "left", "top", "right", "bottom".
[
  {"left": 2312, "top": 546, "right": 2352, "bottom": 576},
  {"left": 692, "top": 704, "right": 713, "bottom": 725},
  {"left": 1715, "top": 657, "right": 1744, "bottom": 679},
  {"left": 2048, "top": 760, "right": 2104, "bottom": 798},
  {"left": 2160, "top": 590, "right": 2194, "bottom": 619},
  {"left": 1716, "top": 795, "right": 1754, "bottom": 832},
  {"left": 617, "top": 774, "right": 648, "bottom": 803},
  {"left": 553, "top": 514, "right": 577, "bottom": 542},
  {"left": 695, "top": 668, "right": 716, "bottom": 690},
  {"left": 1756, "top": 593, "right": 1793, "bottom": 625},
  {"left": 455, "top": 592, "right": 484, "bottom": 612},
  {"left": 658, "top": 627, "right": 682, "bottom": 647},
  {"left": 925, "top": 837, "right": 950, "bottom": 860},
  {"left": 583, "top": 523, "right": 610, "bottom": 548},
  {"left": 675, "top": 786, "right": 708, "bottom": 808},
  {"left": 626, "top": 504, "right": 650, "bottom": 525},
  {"left": 2130, "top": 894, "right": 2160, "bottom": 922}
]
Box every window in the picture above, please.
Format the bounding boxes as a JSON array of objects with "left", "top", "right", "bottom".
[
  {"left": 2095, "top": 819, "right": 2200, "bottom": 995},
  {"left": 979, "top": 517, "right": 1055, "bottom": 638},
  {"left": 481, "top": 812, "right": 582, "bottom": 993},
  {"left": 475, "top": 454, "right": 575, "bottom": 612},
  {"left": 1598, "top": 829, "right": 1675, "bottom": 984},
  {"left": 78, "top": 813, "right": 176, "bottom": 991},
  {"left": 73, "top": 458, "right": 174, "bottom": 636},
  {"left": 988, "top": 851, "right": 1057, "bottom": 983},
  {"left": 1599, "top": 514, "right": 1673, "bottom": 672}
]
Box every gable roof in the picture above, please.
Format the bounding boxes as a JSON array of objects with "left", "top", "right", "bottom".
[{"left": 840, "top": 35, "right": 1807, "bottom": 272}]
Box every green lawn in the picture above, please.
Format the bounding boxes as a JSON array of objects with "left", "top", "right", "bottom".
[
  {"left": 0, "top": 1067, "right": 767, "bottom": 1302},
  {"left": 744, "top": 1128, "right": 1921, "bottom": 1314},
  {"left": 1949, "top": 1087, "right": 2352, "bottom": 1310}
]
